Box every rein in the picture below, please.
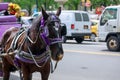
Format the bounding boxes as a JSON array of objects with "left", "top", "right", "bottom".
[
  {"left": 39, "top": 17, "right": 62, "bottom": 73},
  {"left": 27, "top": 45, "right": 50, "bottom": 67},
  {"left": 27, "top": 33, "right": 39, "bottom": 44},
  {"left": 49, "top": 38, "right": 62, "bottom": 45}
]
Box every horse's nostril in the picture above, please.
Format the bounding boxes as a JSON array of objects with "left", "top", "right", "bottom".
[{"left": 58, "top": 54, "right": 63, "bottom": 60}]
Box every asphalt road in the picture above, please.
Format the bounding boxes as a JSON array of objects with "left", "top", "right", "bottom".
[{"left": 1, "top": 40, "right": 120, "bottom": 80}]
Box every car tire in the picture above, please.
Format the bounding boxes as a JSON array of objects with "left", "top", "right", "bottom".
[
  {"left": 107, "top": 36, "right": 120, "bottom": 51},
  {"left": 75, "top": 37, "right": 83, "bottom": 43},
  {"left": 90, "top": 33, "right": 96, "bottom": 42}
]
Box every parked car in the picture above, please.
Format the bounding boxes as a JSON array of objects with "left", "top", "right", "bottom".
[
  {"left": 84, "top": 20, "right": 98, "bottom": 41},
  {"left": 89, "top": 13, "right": 99, "bottom": 20},
  {"left": 32, "top": 11, "right": 92, "bottom": 43},
  {"left": 31, "top": 12, "right": 41, "bottom": 18},
  {"left": 21, "top": 17, "right": 33, "bottom": 27},
  {"left": 90, "top": 20, "right": 98, "bottom": 41},
  {"left": 59, "top": 10, "right": 92, "bottom": 43}
]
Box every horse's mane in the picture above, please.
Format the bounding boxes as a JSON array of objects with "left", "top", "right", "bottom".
[
  {"left": 30, "top": 12, "right": 57, "bottom": 31},
  {"left": 30, "top": 12, "right": 52, "bottom": 28},
  {"left": 30, "top": 15, "right": 42, "bottom": 30}
]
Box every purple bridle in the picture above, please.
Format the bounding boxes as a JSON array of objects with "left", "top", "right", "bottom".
[
  {"left": 40, "top": 16, "right": 62, "bottom": 46},
  {"left": 40, "top": 15, "right": 62, "bottom": 72}
]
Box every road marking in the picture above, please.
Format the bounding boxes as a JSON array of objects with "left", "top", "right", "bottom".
[{"left": 64, "top": 50, "right": 120, "bottom": 56}]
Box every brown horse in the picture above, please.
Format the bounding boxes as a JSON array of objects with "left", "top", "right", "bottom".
[{"left": 0, "top": 7, "right": 64, "bottom": 80}]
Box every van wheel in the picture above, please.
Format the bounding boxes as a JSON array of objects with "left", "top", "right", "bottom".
[
  {"left": 107, "top": 36, "right": 120, "bottom": 51},
  {"left": 62, "top": 36, "right": 67, "bottom": 43},
  {"left": 75, "top": 38, "right": 83, "bottom": 43},
  {"left": 90, "top": 33, "right": 96, "bottom": 42}
]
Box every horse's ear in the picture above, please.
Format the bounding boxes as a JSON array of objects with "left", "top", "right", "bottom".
[
  {"left": 41, "top": 7, "right": 49, "bottom": 20},
  {"left": 56, "top": 7, "right": 61, "bottom": 16}
]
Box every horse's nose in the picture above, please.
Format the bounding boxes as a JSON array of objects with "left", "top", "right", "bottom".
[
  {"left": 57, "top": 44, "right": 64, "bottom": 60},
  {"left": 56, "top": 50, "right": 64, "bottom": 61},
  {"left": 57, "top": 54, "right": 63, "bottom": 60}
]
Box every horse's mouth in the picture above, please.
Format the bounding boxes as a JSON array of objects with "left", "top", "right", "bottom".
[
  {"left": 57, "top": 54, "right": 63, "bottom": 60},
  {"left": 52, "top": 54, "right": 64, "bottom": 61}
]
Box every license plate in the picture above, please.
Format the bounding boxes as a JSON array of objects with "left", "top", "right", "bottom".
[{"left": 84, "top": 36, "right": 90, "bottom": 39}]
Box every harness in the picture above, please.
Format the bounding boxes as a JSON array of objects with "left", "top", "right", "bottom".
[{"left": 10, "top": 27, "right": 51, "bottom": 68}]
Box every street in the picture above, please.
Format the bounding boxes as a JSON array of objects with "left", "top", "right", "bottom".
[{"left": 2, "top": 40, "right": 120, "bottom": 80}]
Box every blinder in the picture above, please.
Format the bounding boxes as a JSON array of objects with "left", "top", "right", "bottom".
[
  {"left": 60, "top": 23, "right": 67, "bottom": 36},
  {"left": 40, "top": 16, "right": 62, "bottom": 45},
  {"left": 48, "top": 14, "right": 66, "bottom": 36}
]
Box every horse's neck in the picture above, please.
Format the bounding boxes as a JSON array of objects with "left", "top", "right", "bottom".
[
  {"left": 30, "top": 16, "right": 41, "bottom": 32},
  {"left": 27, "top": 27, "right": 46, "bottom": 54},
  {"left": 28, "top": 21, "right": 47, "bottom": 48}
]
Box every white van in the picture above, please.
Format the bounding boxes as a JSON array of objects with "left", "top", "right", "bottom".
[{"left": 59, "top": 10, "right": 92, "bottom": 43}]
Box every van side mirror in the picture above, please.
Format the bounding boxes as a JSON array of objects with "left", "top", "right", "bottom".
[{"left": 60, "top": 23, "right": 67, "bottom": 36}]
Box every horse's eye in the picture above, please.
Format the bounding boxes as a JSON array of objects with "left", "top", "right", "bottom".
[
  {"left": 50, "top": 22, "right": 55, "bottom": 26},
  {"left": 55, "top": 27, "right": 59, "bottom": 31},
  {"left": 40, "top": 28, "right": 44, "bottom": 33}
]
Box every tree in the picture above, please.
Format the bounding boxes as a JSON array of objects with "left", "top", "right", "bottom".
[
  {"left": 3, "top": 0, "right": 59, "bottom": 15},
  {"left": 64, "top": 0, "right": 81, "bottom": 10},
  {"left": 91, "top": 0, "right": 120, "bottom": 8}
]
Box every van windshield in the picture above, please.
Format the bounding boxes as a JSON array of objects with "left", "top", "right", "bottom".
[{"left": 103, "top": 8, "right": 117, "bottom": 19}]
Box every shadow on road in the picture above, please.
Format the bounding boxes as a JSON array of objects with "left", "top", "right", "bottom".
[
  {"left": 63, "top": 41, "right": 102, "bottom": 45},
  {"left": 102, "top": 49, "right": 120, "bottom": 53}
]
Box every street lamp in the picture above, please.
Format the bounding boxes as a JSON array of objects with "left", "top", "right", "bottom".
[
  {"left": 84, "top": 0, "right": 87, "bottom": 11},
  {"left": 54, "top": 0, "right": 68, "bottom": 9}
]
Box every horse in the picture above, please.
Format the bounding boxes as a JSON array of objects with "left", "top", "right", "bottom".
[{"left": 0, "top": 7, "right": 65, "bottom": 80}]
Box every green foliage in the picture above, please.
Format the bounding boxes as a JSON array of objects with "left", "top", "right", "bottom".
[
  {"left": 64, "top": 0, "right": 120, "bottom": 10},
  {"left": 3, "top": 0, "right": 59, "bottom": 15},
  {"left": 91, "top": 0, "right": 120, "bottom": 8},
  {"left": 64, "top": 0, "right": 81, "bottom": 10},
  {"left": 3, "top": 0, "right": 120, "bottom": 14}
]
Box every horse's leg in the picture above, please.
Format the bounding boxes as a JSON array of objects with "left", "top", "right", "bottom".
[
  {"left": 41, "top": 61, "right": 50, "bottom": 80},
  {"left": 22, "top": 65, "right": 31, "bottom": 80},
  {"left": 29, "top": 73, "right": 32, "bottom": 80},
  {"left": 2, "top": 58, "right": 10, "bottom": 80},
  {"left": 0, "top": 61, "right": 3, "bottom": 77},
  {"left": 19, "top": 70, "right": 23, "bottom": 80},
  {"left": 2, "top": 64, "right": 10, "bottom": 80},
  {"left": 19, "top": 69, "right": 32, "bottom": 80},
  {"left": 3, "top": 71, "right": 10, "bottom": 80}
]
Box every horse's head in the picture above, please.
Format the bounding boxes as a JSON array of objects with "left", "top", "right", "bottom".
[{"left": 41, "top": 7, "right": 64, "bottom": 61}]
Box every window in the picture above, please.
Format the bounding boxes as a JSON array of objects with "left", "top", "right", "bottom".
[
  {"left": 100, "top": 8, "right": 117, "bottom": 25},
  {"left": 33, "top": 14, "right": 39, "bottom": 17},
  {"left": 75, "top": 13, "right": 82, "bottom": 21},
  {"left": 103, "top": 9, "right": 117, "bottom": 19},
  {"left": 82, "top": 13, "right": 89, "bottom": 21}
]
